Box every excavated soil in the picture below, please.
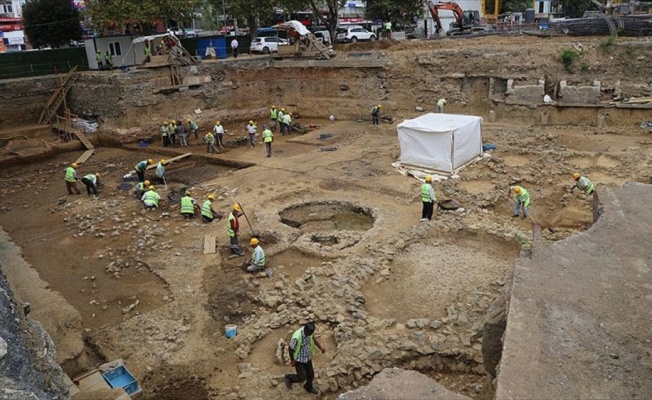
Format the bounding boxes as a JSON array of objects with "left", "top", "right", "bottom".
[{"left": 1, "top": 35, "right": 652, "bottom": 400}]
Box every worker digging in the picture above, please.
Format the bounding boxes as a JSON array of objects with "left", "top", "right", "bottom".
[
  {"left": 371, "top": 104, "right": 382, "bottom": 125},
  {"left": 572, "top": 173, "right": 595, "bottom": 195},
  {"left": 133, "top": 180, "right": 150, "bottom": 198},
  {"left": 244, "top": 237, "right": 266, "bottom": 273},
  {"left": 201, "top": 194, "right": 218, "bottom": 223},
  {"left": 180, "top": 191, "right": 200, "bottom": 220},
  {"left": 512, "top": 185, "right": 531, "bottom": 219},
  {"left": 141, "top": 185, "right": 160, "bottom": 209},
  {"left": 81, "top": 173, "right": 101, "bottom": 196},
  {"left": 134, "top": 159, "right": 153, "bottom": 183}
]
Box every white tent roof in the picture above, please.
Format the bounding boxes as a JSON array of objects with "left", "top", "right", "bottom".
[
  {"left": 273, "top": 20, "right": 311, "bottom": 36},
  {"left": 132, "top": 33, "right": 174, "bottom": 44},
  {"left": 397, "top": 113, "right": 483, "bottom": 174}
]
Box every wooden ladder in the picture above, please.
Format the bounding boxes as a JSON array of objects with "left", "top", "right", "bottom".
[
  {"left": 304, "top": 33, "right": 332, "bottom": 60},
  {"left": 39, "top": 66, "right": 78, "bottom": 125},
  {"left": 170, "top": 36, "right": 199, "bottom": 66},
  {"left": 75, "top": 130, "right": 94, "bottom": 150}
]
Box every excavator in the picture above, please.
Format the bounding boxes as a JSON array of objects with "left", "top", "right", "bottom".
[{"left": 427, "top": 1, "right": 484, "bottom": 36}]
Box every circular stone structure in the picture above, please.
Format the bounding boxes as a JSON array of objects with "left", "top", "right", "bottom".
[{"left": 279, "top": 201, "right": 374, "bottom": 233}]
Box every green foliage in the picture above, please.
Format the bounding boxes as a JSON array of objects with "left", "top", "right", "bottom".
[
  {"left": 560, "top": 48, "right": 580, "bottom": 73},
  {"left": 580, "top": 61, "right": 590, "bottom": 73},
  {"left": 562, "top": 0, "right": 600, "bottom": 17},
  {"left": 23, "top": 0, "right": 82, "bottom": 48},
  {"left": 364, "top": 0, "right": 424, "bottom": 25},
  {"left": 84, "top": 0, "right": 201, "bottom": 32},
  {"left": 598, "top": 35, "right": 616, "bottom": 53}
]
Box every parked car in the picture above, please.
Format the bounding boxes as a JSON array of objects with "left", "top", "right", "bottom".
[
  {"left": 250, "top": 37, "right": 289, "bottom": 54},
  {"left": 312, "top": 30, "right": 332, "bottom": 46},
  {"left": 336, "top": 26, "right": 376, "bottom": 43}
]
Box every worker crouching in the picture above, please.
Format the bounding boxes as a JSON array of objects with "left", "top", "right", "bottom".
[
  {"left": 133, "top": 180, "right": 150, "bottom": 198},
  {"left": 245, "top": 238, "right": 266, "bottom": 273},
  {"left": 201, "top": 194, "right": 218, "bottom": 223},
  {"left": 141, "top": 186, "right": 160, "bottom": 209},
  {"left": 571, "top": 173, "right": 595, "bottom": 195},
  {"left": 180, "top": 191, "right": 200, "bottom": 219}
]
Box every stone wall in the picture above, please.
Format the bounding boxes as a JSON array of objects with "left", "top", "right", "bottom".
[{"left": 0, "top": 75, "right": 59, "bottom": 126}]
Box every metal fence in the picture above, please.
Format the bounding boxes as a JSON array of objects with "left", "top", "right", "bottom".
[{"left": 0, "top": 47, "right": 89, "bottom": 80}]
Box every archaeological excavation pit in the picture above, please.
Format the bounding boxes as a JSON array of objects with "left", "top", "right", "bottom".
[
  {"left": 364, "top": 233, "right": 521, "bottom": 323},
  {"left": 279, "top": 201, "right": 375, "bottom": 233}
]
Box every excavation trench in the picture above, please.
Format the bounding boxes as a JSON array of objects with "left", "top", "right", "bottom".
[{"left": 279, "top": 201, "right": 375, "bottom": 232}]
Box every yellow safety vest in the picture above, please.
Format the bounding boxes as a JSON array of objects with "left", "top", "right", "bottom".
[
  {"left": 64, "top": 167, "right": 76, "bottom": 182},
  {"left": 180, "top": 196, "right": 195, "bottom": 214},
  {"left": 291, "top": 328, "right": 316, "bottom": 360},
  {"left": 263, "top": 129, "right": 273, "bottom": 143},
  {"left": 226, "top": 212, "right": 236, "bottom": 237},
  {"left": 201, "top": 200, "right": 213, "bottom": 218},
  {"left": 270, "top": 108, "right": 277, "bottom": 119}
]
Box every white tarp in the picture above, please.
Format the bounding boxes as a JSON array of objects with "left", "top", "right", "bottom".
[
  {"left": 132, "top": 33, "right": 173, "bottom": 44},
  {"left": 397, "top": 113, "right": 483, "bottom": 174},
  {"left": 274, "top": 20, "right": 311, "bottom": 36}
]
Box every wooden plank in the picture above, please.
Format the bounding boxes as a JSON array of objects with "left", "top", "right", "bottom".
[
  {"left": 75, "top": 149, "right": 95, "bottom": 164},
  {"left": 129, "top": 152, "right": 192, "bottom": 174},
  {"left": 625, "top": 97, "right": 652, "bottom": 104},
  {"left": 203, "top": 235, "right": 216, "bottom": 254}
]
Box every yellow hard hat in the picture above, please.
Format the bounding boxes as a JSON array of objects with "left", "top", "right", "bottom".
[
  {"left": 184, "top": 191, "right": 191, "bottom": 196},
  {"left": 95, "top": 173, "right": 100, "bottom": 177},
  {"left": 147, "top": 159, "right": 153, "bottom": 164},
  {"left": 160, "top": 159, "right": 166, "bottom": 164},
  {"left": 172, "top": 119, "right": 176, "bottom": 124},
  {"left": 281, "top": 108, "right": 285, "bottom": 111},
  {"left": 514, "top": 186, "right": 521, "bottom": 194},
  {"left": 187, "top": 118, "right": 191, "bottom": 122},
  {"left": 233, "top": 204, "right": 242, "bottom": 212},
  {"left": 287, "top": 112, "right": 292, "bottom": 116},
  {"left": 208, "top": 194, "right": 215, "bottom": 200},
  {"left": 149, "top": 186, "right": 156, "bottom": 191},
  {"left": 249, "top": 120, "right": 254, "bottom": 125},
  {"left": 378, "top": 104, "right": 383, "bottom": 108},
  {"left": 71, "top": 162, "right": 78, "bottom": 168},
  {"left": 271, "top": 105, "right": 276, "bottom": 108},
  {"left": 215, "top": 120, "right": 220, "bottom": 125},
  {"left": 250, "top": 238, "right": 259, "bottom": 246},
  {"left": 207, "top": 131, "right": 212, "bottom": 135},
  {"left": 425, "top": 176, "right": 432, "bottom": 183},
  {"left": 572, "top": 173, "right": 580, "bottom": 180},
  {"left": 164, "top": 121, "right": 168, "bottom": 125},
  {"left": 144, "top": 180, "right": 151, "bottom": 186}
]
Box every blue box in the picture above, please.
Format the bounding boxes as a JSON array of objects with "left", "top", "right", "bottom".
[{"left": 102, "top": 365, "right": 140, "bottom": 396}]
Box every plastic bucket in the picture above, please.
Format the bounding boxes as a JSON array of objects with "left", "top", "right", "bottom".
[{"left": 225, "top": 324, "right": 238, "bottom": 338}]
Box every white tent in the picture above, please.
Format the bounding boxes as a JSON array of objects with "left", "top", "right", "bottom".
[{"left": 397, "top": 113, "right": 483, "bottom": 174}]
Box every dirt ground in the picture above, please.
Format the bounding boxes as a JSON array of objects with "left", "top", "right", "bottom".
[{"left": 0, "top": 35, "right": 651, "bottom": 400}]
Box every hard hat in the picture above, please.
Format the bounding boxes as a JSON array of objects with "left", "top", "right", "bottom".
[
  {"left": 172, "top": 119, "right": 176, "bottom": 124},
  {"left": 208, "top": 194, "right": 215, "bottom": 200},
  {"left": 287, "top": 113, "right": 292, "bottom": 116},
  {"left": 144, "top": 180, "right": 151, "bottom": 186},
  {"left": 249, "top": 120, "right": 254, "bottom": 125},
  {"left": 216, "top": 120, "right": 220, "bottom": 125},
  {"left": 572, "top": 173, "right": 580, "bottom": 180},
  {"left": 207, "top": 131, "right": 212, "bottom": 135},
  {"left": 425, "top": 176, "right": 432, "bottom": 183},
  {"left": 281, "top": 108, "right": 285, "bottom": 111},
  {"left": 378, "top": 104, "right": 383, "bottom": 108},
  {"left": 271, "top": 105, "right": 276, "bottom": 108},
  {"left": 147, "top": 159, "right": 153, "bottom": 164},
  {"left": 184, "top": 191, "right": 191, "bottom": 196},
  {"left": 233, "top": 204, "right": 242, "bottom": 212},
  {"left": 160, "top": 159, "right": 166, "bottom": 164},
  {"left": 250, "top": 238, "right": 259, "bottom": 246},
  {"left": 514, "top": 186, "right": 521, "bottom": 194},
  {"left": 164, "top": 121, "right": 168, "bottom": 125},
  {"left": 71, "top": 163, "right": 78, "bottom": 168},
  {"left": 149, "top": 186, "right": 156, "bottom": 191},
  {"left": 95, "top": 173, "right": 100, "bottom": 177},
  {"left": 187, "top": 118, "right": 191, "bottom": 122}
]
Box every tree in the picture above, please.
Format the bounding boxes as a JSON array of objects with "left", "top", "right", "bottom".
[
  {"left": 278, "top": 0, "right": 345, "bottom": 39},
  {"left": 23, "top": 0, "right": 82, "bottom": 48},
  {"left": 84, "top": 0, "right": 201, "bottom": 33},
  {"left": 220, "top": 0, "right": 277, "bottom": 38},
  {"left": 365, "top": 0, "right": 423, "bottom": 26}
]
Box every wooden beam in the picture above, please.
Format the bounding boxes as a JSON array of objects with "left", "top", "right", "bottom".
[
  {"left": 203, "top": 235, "right": 216, "bottom": 254},
  {"left": 129, "top": 152, "right": 192, "bottom": 174}
]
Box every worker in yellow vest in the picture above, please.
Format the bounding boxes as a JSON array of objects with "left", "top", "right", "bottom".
[
  {"left": 284, "top": 322, "right": 325, "bottom": 395},
  {"left": 571, "top": 173, "right": 595, "bottom": 195},
  {"left": 262, "top": 125, "right": 273, "bottom": 158},
  {"left": 141, "top": 186, "right": 160, "bottom": 209},
  {"left": 420, "top": 176, "right": 436, "bottom": 221},
  {"left": 201, "top": 194, "right": 218, "bottom": 223},
  {"left": 134, "top": 159, "right": 153, "bottom": 183},
  {"left": 269, "top": 106, "right": 278, "bottom": 132},
  {"left": 437, "top": 98, "right": 447, "bottom": 114},
  {"left": 227, "top": 204, "right": 244, "bottom": 256},
  {"left": 64, "top": 162, "right": 81, "bottom": 195},
  {"left": 282, "top": 112, "right": 292, "bottom": 136},
  {"left": 180, "top": 191, "right": 200, "bottom": 219},
  {"left": 81, "top": 173, "right": 101, "bottom": 196},
  {"left": 205, "top": 131, "right": 217, "bottom": 153},
  {"left": 513, "top": 186, "right": 530, "bottom": 219},
  {"left": 161, "top": 121, "right": 170, "bottom": 147},
  {"left": 278, "top": 108, "right": 285, "bottom": 134}
]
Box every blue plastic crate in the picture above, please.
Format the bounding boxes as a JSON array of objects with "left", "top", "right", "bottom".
[{"left": 102, "top": 365, "right": 139, "bottom": 396}]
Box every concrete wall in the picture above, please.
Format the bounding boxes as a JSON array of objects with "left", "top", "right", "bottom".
[{"left": 558, "top": 80, "right": 601, "bottom": 105}]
